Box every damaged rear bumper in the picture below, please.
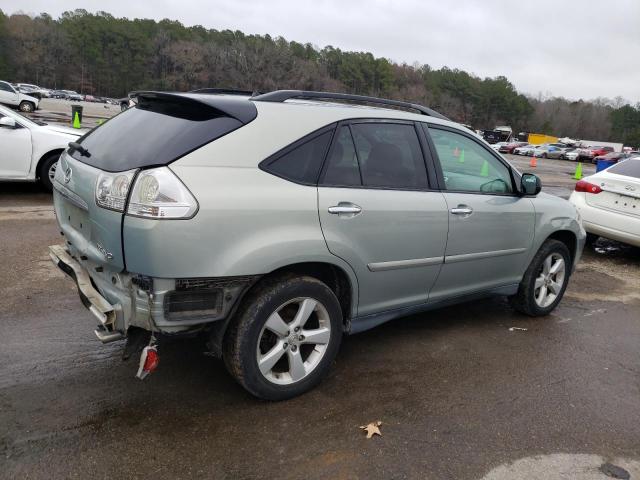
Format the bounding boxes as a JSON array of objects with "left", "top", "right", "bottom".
[
  {"left": 49, "top": 243, "right": 258, "bottom": 343},
  {"left": 49, "top": 244, "right": 125, "bottom": 343}
]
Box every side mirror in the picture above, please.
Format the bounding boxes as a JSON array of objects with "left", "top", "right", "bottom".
[
  {"left": 0, "top": 117, "right": 17, "bottom": 128},
  {"left": 521, "top": 173, "right": 541, "bottom": 196}
]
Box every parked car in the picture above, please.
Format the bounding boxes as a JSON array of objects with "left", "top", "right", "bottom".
[
  {"left": 514, "top": 144, "right": 537, "bottom": 156},
  {"left": 578, "top": 146, "right": 615, "bottom": 162},
  {"left": 49, "top": 89, "right": 585, "bottom": 400},
  {"left": 592, "top": 152, "right": 633, "bottom": 164},
  {"left": 0, "top": 80, "right": 40, "bottom": 112},
  {"left": 565, "top": 149, "right": 581, "bottom": 161},
  {"left": 490, "top": 141, "right": 509, "bottom": 152},
  {"left": 570, "top": 158, "right": 640, "bottom": 247},
  {"left": 62, "top": 90, "right": 83, "bottom": 101},
  {"left": 0, "top": 104, "right": 81, "bottom": 191},
  {"left": 499, "top": 141, "right": 527, "bottom": 154},
  {"left": 532, "top": 145, "right": 556, "bottom": 158},
  {"left": 50, "top": 90, "right": 68, "bottom": 99},
  {"left": 16, "top": 83, "right": 51, "bottom": 98}
]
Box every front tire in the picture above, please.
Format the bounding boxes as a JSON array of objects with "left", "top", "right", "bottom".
[
  {"left": 39, "top": 153, "right": 61, "bottom": 192},
  {"left": 510, "top": 239, "right": 571, "bottom": 316},
  {"left": 19, "top": 101, "right": 35, "bottom": 113},
  {"left": 223, "top": 275, "right": 343, "bottom": 400}
]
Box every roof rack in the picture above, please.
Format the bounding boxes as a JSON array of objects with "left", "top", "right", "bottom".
[
  {"left": 189, "top": 88, "right": 260, "bottom": 96},
  {"left": 251, "top": 90, "right": 449, "bottom": 120}
]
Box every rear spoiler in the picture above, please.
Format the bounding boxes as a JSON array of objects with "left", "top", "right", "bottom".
[{"left": 129, "top": 91, "right": 258, "bottom": 124}]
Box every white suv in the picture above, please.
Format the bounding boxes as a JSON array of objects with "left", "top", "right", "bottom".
[{"left": 0, "top": 80, "right": 40, "bottom": 112}]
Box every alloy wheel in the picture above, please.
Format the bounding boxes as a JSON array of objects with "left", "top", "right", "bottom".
[
  {"left": 48, "top": 161, "right": 58, "bottom": 182},
  {"left": 534, "top": 253, "right": 566, "bottom": 308},
  {"left": 256, "top": 297, "right": 331, "bottom": 385}
]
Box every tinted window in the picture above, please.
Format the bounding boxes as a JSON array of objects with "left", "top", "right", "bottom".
[
  {"left": 608, "top": 159, "right": 640, "bottom": 179},
  {"left": 0, "top": 82, "right": 14, "bottom": 92},
  {"left": 69, "top": 96, "right": 244, "bottom": 172},
  {"left": 264, "top": 130, "right": 333, "bottom": 184},
  {"left": 322, "top": 126, "right": 362, "bottom": 186},
  {"left": 350, "top": 123, "right": 428, "bottom": 189},
  {"left": 428, "top": 127, "right": 514, "bottom": 194}
]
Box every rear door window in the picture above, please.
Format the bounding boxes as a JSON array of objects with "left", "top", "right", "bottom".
[
  {"left": 322, "top": 122, "right": 428, "bottom": 189},
  {"left": 350, "top": 123, "right": 428, "bottom": 189}
]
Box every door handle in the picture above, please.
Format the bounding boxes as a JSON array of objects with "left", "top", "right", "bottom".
[
  {"left": 328, "top": 203, "right": 362, "bottom": 215},
  {"left": 450, "top": 206, "right": 473, "bottom": 215}
]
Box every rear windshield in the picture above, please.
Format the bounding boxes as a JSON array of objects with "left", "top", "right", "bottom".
[
  {"left": 70, "top": 97, "right": 243, "bottom": 172},
  {"left": 608, "top": 159, "right": 640, "bottom": 179}
]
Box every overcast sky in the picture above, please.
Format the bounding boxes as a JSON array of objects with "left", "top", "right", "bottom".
[{"left": 4, "top": 0, "right": 640, "bottom": 102}]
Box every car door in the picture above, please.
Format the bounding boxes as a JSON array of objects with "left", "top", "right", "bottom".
[
  {"left": 318, "top": 120, "right": 448, "bottom": 317},
  {"left": 424, "top": 124, "right": 535, "bottom": 300},
  {"left": 0, "top": 81, "right": 19, "bottom": 106},
  {"left": 0, "top": 113, "right": 33, "bottom": 178}
]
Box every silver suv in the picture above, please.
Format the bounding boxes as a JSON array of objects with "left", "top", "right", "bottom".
[{"left": 50, "top": 90, "right": 585, "bottom": 400}]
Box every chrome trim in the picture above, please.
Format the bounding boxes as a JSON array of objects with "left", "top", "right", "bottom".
[
  {"left": 53, "top": 180, "right": 89, "bottom": 211},
  {"left": 328, "top": 205, "right": 362, "bottom": 215},
  {"left": 368, "top": 256, "right": 443, "bottom": 272},
  {"left": 445, "top": 247, "right": 527, "bottom": 264}
]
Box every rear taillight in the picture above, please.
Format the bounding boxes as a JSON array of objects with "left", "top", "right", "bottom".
[{"left": 575, "top": 180, "right": 602, "bottom": 194}]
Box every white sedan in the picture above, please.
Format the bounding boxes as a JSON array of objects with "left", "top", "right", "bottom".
[
  {"left": 569, "top": 158, "right": 640, "bottom": 247},
  {"left": 0, "top": 104, "right": 82, "bottom": 191}
]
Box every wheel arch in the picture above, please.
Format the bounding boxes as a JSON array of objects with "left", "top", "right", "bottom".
[
  {"left": 208, "top": 261, "right": 357, "bottom": 357},
  {"left": 35, "top": 148, "right": 64, "bottom": 179},
  {"left": 546, "top": 230, "right": 577, "bottom": 267}
]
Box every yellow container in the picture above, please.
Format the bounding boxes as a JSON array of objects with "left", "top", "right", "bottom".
[{"left": 527, "top": 133, "right": 558, "bottom": 145}]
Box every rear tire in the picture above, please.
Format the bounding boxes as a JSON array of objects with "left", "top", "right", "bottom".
[
  {"left": 510, "top": 239, "right": 571, "bottom": 316},
  {"left": 39, "top": 153, "right": 61, "bottom": 192},
  {"left": 223, "top": 274, "right": 343, "bottom": 401}
]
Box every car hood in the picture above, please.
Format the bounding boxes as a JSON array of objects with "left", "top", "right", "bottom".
[{"left": 44, "top": 124, "right": 83, "bottom": 137}]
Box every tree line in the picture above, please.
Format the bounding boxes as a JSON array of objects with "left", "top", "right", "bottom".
[{"left": 1, "top": 9, "right": 638, "bottom": 146}]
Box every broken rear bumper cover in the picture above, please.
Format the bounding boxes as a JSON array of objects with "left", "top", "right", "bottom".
[{"left": 49, "top": 244, "right": 257, "bottom": 343}]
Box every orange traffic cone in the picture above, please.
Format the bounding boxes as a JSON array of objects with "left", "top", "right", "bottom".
[{"left": 530, "top": 155, "right": 537, "bottom": 168}]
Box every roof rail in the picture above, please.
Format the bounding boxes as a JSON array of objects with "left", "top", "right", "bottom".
[
  {"left": 251, "top": 90, "right": 449, "bottom": 120},
  {"left": 189, "top": 88, "right": 261, "bottom": 96}
]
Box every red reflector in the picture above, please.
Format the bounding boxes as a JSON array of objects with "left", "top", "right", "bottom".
[
  {"left": 575, "top": 180, "right": 602, "bottom": 194},
  {"left": 136, "top": 345, "right": 159, "bottom": 380}
]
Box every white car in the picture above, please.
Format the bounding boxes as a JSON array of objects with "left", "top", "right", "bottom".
[
  {"left": 569, "top": 158, "right": 640, "bottom": 247},
  {"left": 514, "top": 144, "right": 536, "bottom": 156},
  {"left": 16, "top": 83, "right": 51, "bottom": 98},
  {"left": 0, "top": 104, "right": 82, "bottom": 191},
  {"left": 0, "top": 80, "right": 40, "bottom": 112},
  {"left": 565, "top": 150, "right": 581, "bottom": 161},
  {"left": 490, "top": 141, "right": 508, "bottom": 152}
]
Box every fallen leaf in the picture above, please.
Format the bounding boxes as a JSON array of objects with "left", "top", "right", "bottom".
[{"left": 359, "top": 421, "right": 382, "bottom": 438}]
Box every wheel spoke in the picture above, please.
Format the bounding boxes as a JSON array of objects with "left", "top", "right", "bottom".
[
  {"left": 550, "top": 258, "right": 564, "bottom": 275},
  {"left": 301, "top": 327, "right": 330, "bottom": 345},
  {"left": 258, "top": 341, "right": 286, "bottom": 375},
  {"left": 537, "top": 285, "right": 548, "bottom": 304},
  {"left": 287, "top": 349, "right": 306, "bottom": 381},
  {"left": 534, "top": 275, "right": 545, "bottom": 290},
  {"left": 543, "top": 256, "right": 552, "bottom": 275},
  {"left": 265, "top": 311, "right": 289, "bottom": 337},
  {"left": 292, "top": 298, "right": 317, "bottom": 329}
]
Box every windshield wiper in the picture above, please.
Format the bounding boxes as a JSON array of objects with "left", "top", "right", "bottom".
[{"left": 69, "top": 142, "right": 91, "bottom": 157}]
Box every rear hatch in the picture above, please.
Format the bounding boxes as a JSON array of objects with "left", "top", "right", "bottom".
[
  {"left": 53, "top": 92, "right": 257, "bottom": 271},
  {"left": 585, "top": 161, "right": 640, "bottom": 218}
]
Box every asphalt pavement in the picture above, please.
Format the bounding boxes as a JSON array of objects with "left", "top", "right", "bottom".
[{"left": 0, "top": 160, "right": 638, "bottom": 479}]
